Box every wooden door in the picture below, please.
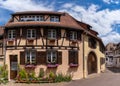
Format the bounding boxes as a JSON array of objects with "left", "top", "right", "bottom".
[{"left": 10, "top": 55, "right": 18, "bottom": 79}]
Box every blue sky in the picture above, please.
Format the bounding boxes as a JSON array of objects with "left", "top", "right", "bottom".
[{"left": 0, "top": 0, "right": 120, "bottom": 45}]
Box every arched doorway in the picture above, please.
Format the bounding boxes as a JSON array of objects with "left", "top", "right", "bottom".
[{"left": 87, "top": 52, "right": 97, "bottom": 74}]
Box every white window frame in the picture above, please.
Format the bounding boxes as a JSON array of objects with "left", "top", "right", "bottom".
[
  {"left": 70, "top": 31, "right": 77, "bottom": 40},
  {"left": 27, "top": 29, "right": 36, "bottom": 39},
  {"left": 26, "top": 50, "right": 36, "bottom": 64},
  {"left": 47, "top": 51, "right": 57, "bottom": 64},
  {"left": 50, "top": 16, "right": 60, "bottom": 22},
  {"left": 20, "top": 15, "right": 44, "bottom": 21},
  {"left": 8, "top": 30, "right": 16, "bottom": 39},
  {"left": 48, "top": 29, "right": 56, "bottom": 39}
]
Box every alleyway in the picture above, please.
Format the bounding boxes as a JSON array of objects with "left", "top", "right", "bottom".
[{"left": 1, "top": 68, "right": 120, "bottom": 86}]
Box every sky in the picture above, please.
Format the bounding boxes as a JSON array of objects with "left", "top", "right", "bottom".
[{"left": 0, "top": 0, "right": 120, "bottom": 45}]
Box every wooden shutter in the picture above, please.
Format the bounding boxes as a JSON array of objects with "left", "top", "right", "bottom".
[
  {"left": 75, "top": 51, "right": 78, "bottom": 64},
  {"left": 69, "top": 50, "right": 78, "bottom": 64},
  {"left": 22, "top": 28, "right": 27, "bottom": 38},
  {"left": 20, "top": 51, "right": 25, "bottom": 65},
  {"left": 57, "top": 51, "right": 62, "bottom": 64},
  {"left": 36, "top": 51, "right": 46, "bottom": 65},
  {"left": 16, "top": 29, "right": 20, "bottom": 38},
  {"left": 36, "top": 28, "right": 41, "bottom": 38},
  {"left": 68, "top": 50, "right": 74, "bottom": 64},
  {"left": 66, "top": 30, "right": 70, "bottom": 40},
  {"left": 43, "top": 29, "right": 48, "bottom": 38},
  {"left": 57, "top": 29, "right": 61, "bottom": 39},
  {"left": 77, "top": 31, "right": 81, "bottom": 41},
  {"left": 5, "top": 29, "right": 8, "bottom": 38}
]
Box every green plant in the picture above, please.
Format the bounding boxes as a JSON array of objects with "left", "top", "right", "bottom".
[
  {"left": 54, "top": 73, "right": 72, "bottom": 82},
  {"left": 0, "top": 65, "right": 8, "bottom": 84},
  {"left": 28, "top": 71, "right": 36, "bottom": 81},
  {"left": 49, "top": 71, "right": 55, "bottom": 80},
  {"left": 18, "top": 68, "right": 28, "bottom": 81},
  {"left": 38, "top": 69, "right": 44, "bottom": 78}
]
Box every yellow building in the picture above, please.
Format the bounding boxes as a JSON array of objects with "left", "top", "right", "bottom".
[{"left": 3, "top": 11, "right": 105, "bottom": 80}]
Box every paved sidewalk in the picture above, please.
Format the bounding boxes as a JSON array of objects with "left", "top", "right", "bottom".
[{"left": 1, "top": 68, "right": 120, "bottom": 86}]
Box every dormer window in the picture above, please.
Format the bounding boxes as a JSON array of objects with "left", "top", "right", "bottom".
[
  {"left": 50, "top": 16, "right": 60, "bottom": 22},
  {"left": 48, "top": 29, "right": 56, "bottom": 39},
  {"left": 27, "top": 29, "right": 36, "bottom": 39},
  {"left": 20, "top": 15, "right": 44, "bottom": 21},
  {"left": 70, "top": 31, "right": 77, "bottom": 41},
  {"left": 8, "top": 30, "right": 16, "bottom": 39}
]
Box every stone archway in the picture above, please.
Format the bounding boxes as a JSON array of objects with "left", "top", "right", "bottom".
[{"left": 87, "top": 52, "right": 97, "bottom": 74}]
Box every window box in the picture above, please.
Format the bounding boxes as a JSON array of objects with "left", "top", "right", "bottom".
[
  {"left": 8, "top": 40, "right": 14, "bottom": 45},
  {"left": 47, "top": 64, "right": 59, "bottom": 68},
  {"left": 71, "top": 40, "right": 77, "bottom": 43},
  {"left": 25, "top": 64, "right": 36, "bottom": 69},
  {"left": 69, "top": 63, "right": 78, "bottom": 67}
]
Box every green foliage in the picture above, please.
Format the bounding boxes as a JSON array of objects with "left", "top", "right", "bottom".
[
  {"left": 38, "top": 69, "right": 44, "bottom": 78},
  {"left": 18, "top": 68, "right": 28, "bottom": 80},
  {"left": 49, "top": 71, "right": 55, "bottom": 79},
  {"left": 54, "top": 73, "right": 72, "bottom": 82},
  {"left": 0, "top": 64, "right": 8, "bottom": 84}
]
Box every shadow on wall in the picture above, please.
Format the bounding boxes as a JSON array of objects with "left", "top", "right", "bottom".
[{"left": 107, "top": 67, "right": 120, "bottom": 73}]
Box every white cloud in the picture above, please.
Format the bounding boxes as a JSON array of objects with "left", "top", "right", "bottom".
[
  {"left": 103, "top": 0, "right": 120, "bottom": 4},
  {"left": 0, "top": 0, "right": 54, "bottom": 12},
  {"left": 59, "top": 3, "right": 120, "bottom": 45}
]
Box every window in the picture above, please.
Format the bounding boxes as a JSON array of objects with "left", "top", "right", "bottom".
[
  {"left": 26, "top": 50, "right": 36, "bottom": 65},
  {"left": 48, "top": 29, "right": 56, "bottom": 39},
  {"left": 8, "top": 30, "right": 16, "bottom": 39},
  {"left": 27, "top": 29, "right": 36, "bottom": 39},
  {"left": 70, "top": 31, "right": 77, "bottom": 40},
  {"left": 88, "top": 37, "right": 97, "bottom": 49},
  {"left": 47, "top": 51, "right": 57, "bottom": 64},
  {"left": 20, "top": 15, "right": 44, "bottom": 21},
  {"left": 50, "top": 16, "right": 60, "bottom": 22}
]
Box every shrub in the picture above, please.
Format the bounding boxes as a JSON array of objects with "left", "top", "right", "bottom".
[
  {"left": 54, "top": 73, "right": 72, "bottom": 82},
  {"left": 18, "top": 68, "right": 28, "bottom": 81},
  {"left": 38, "top": 69, "right": 44, "bottom": 78},
  {"left": 49, "top": 71, "right": 55, "bottom": 80}
]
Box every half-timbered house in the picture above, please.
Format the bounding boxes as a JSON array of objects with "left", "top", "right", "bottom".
[{"left": 4, "top": 11, "right": 105, "bottom": 80}]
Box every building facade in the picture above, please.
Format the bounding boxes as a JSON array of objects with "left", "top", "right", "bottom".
[{"left": 3, "top": 11, "right": 105, "bottom": 80}]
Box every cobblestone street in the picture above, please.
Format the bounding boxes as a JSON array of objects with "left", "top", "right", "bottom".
[{"left": 1, "top": 68, "right": 120, "bottom": 86}]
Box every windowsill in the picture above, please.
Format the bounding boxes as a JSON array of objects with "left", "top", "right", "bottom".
[
  {"left": 47, "top": 64, "right": 59, "bottom": 68},
  {"left": 7, "top": 38, "right": 15, "bottom": 41},
  {"left": 27, "top": 38, "right": 36, "bottom": 40},
  {"left": 70, "top": 39, "right": 77, "bottom": 43},
  {"left": 69, "top": 63, "right": 78, "bottom": 67}
]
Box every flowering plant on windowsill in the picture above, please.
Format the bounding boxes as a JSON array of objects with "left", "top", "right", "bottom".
[
  {"left": 25, "top": 62, "right": 36, "bottom": 69},
  {"left": 47, "top": 64, "right": 59, "bottom": 68},
  {"left": 69, "top": 63, "right": 78, "bottom": 67}
]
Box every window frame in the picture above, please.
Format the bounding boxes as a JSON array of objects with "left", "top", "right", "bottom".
[
  {"left": 25, "top": 50, "right": 36, "bottom": 65},
  {"left": 48, "top": 29, "right": 57, "bottom": 39},
  {"left": 8, "top": 30, "right": 16, "bottom": 39},
  {"left": 50, "top": 16, "right": 60, "bottom": 22},
  {"left": 27, "top": 29, "right": 36, "bottom": 39},
  {"left": 70, "top": 31, "right": 77, "bottom": 41},
  {"left": 47, "top": 51, "right": 57, "bottom": 64}
]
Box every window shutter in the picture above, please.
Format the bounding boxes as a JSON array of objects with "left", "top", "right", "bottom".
[
  {"left": 20, "top": 51, "right": 25, "bottom": 65},
  {"left": 37, "top": 29, "right": 41, "bottom": 38},
  {"left": 75, "top": 51, "right": 78, "bottom": 64},
  {"left": 16, "top": 29, "right": 20, "bottom": 38},
  {"left": 43, "top": 29, "right": 48, "bottom": 38},
  {"left": 57, "top": 29, "right": 61, "bottom": 39},
  {"left": 68, "top": 50, "right": 74, "bottom": 64},
  {"left": 5, "top": 29, "right": 8, "bottom": 38},
  {"left": 22, "top": 29, "right": 27, "bottom": 38},
  {"left": 36, "top": 51, "right": 46, "bottom": 65},
  {"left": 66, "top": 30, "right": 70, "bottom": 40},
  {"left": 57, "top": 51, "right": 62, "bottom": 64},
  {"left": 77, "top": 31, "right": 81, "bottom": 41}
]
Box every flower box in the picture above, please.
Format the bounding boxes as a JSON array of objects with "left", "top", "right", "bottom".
[
  {"left": 47, "top": 64, "right": 59, "bottom": 68},
  {"left": 69, "top": 63, "right": 78, "bottom": 67},
  {"left": 25, "top": 64, "right": 36, "bottom": 69}
]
